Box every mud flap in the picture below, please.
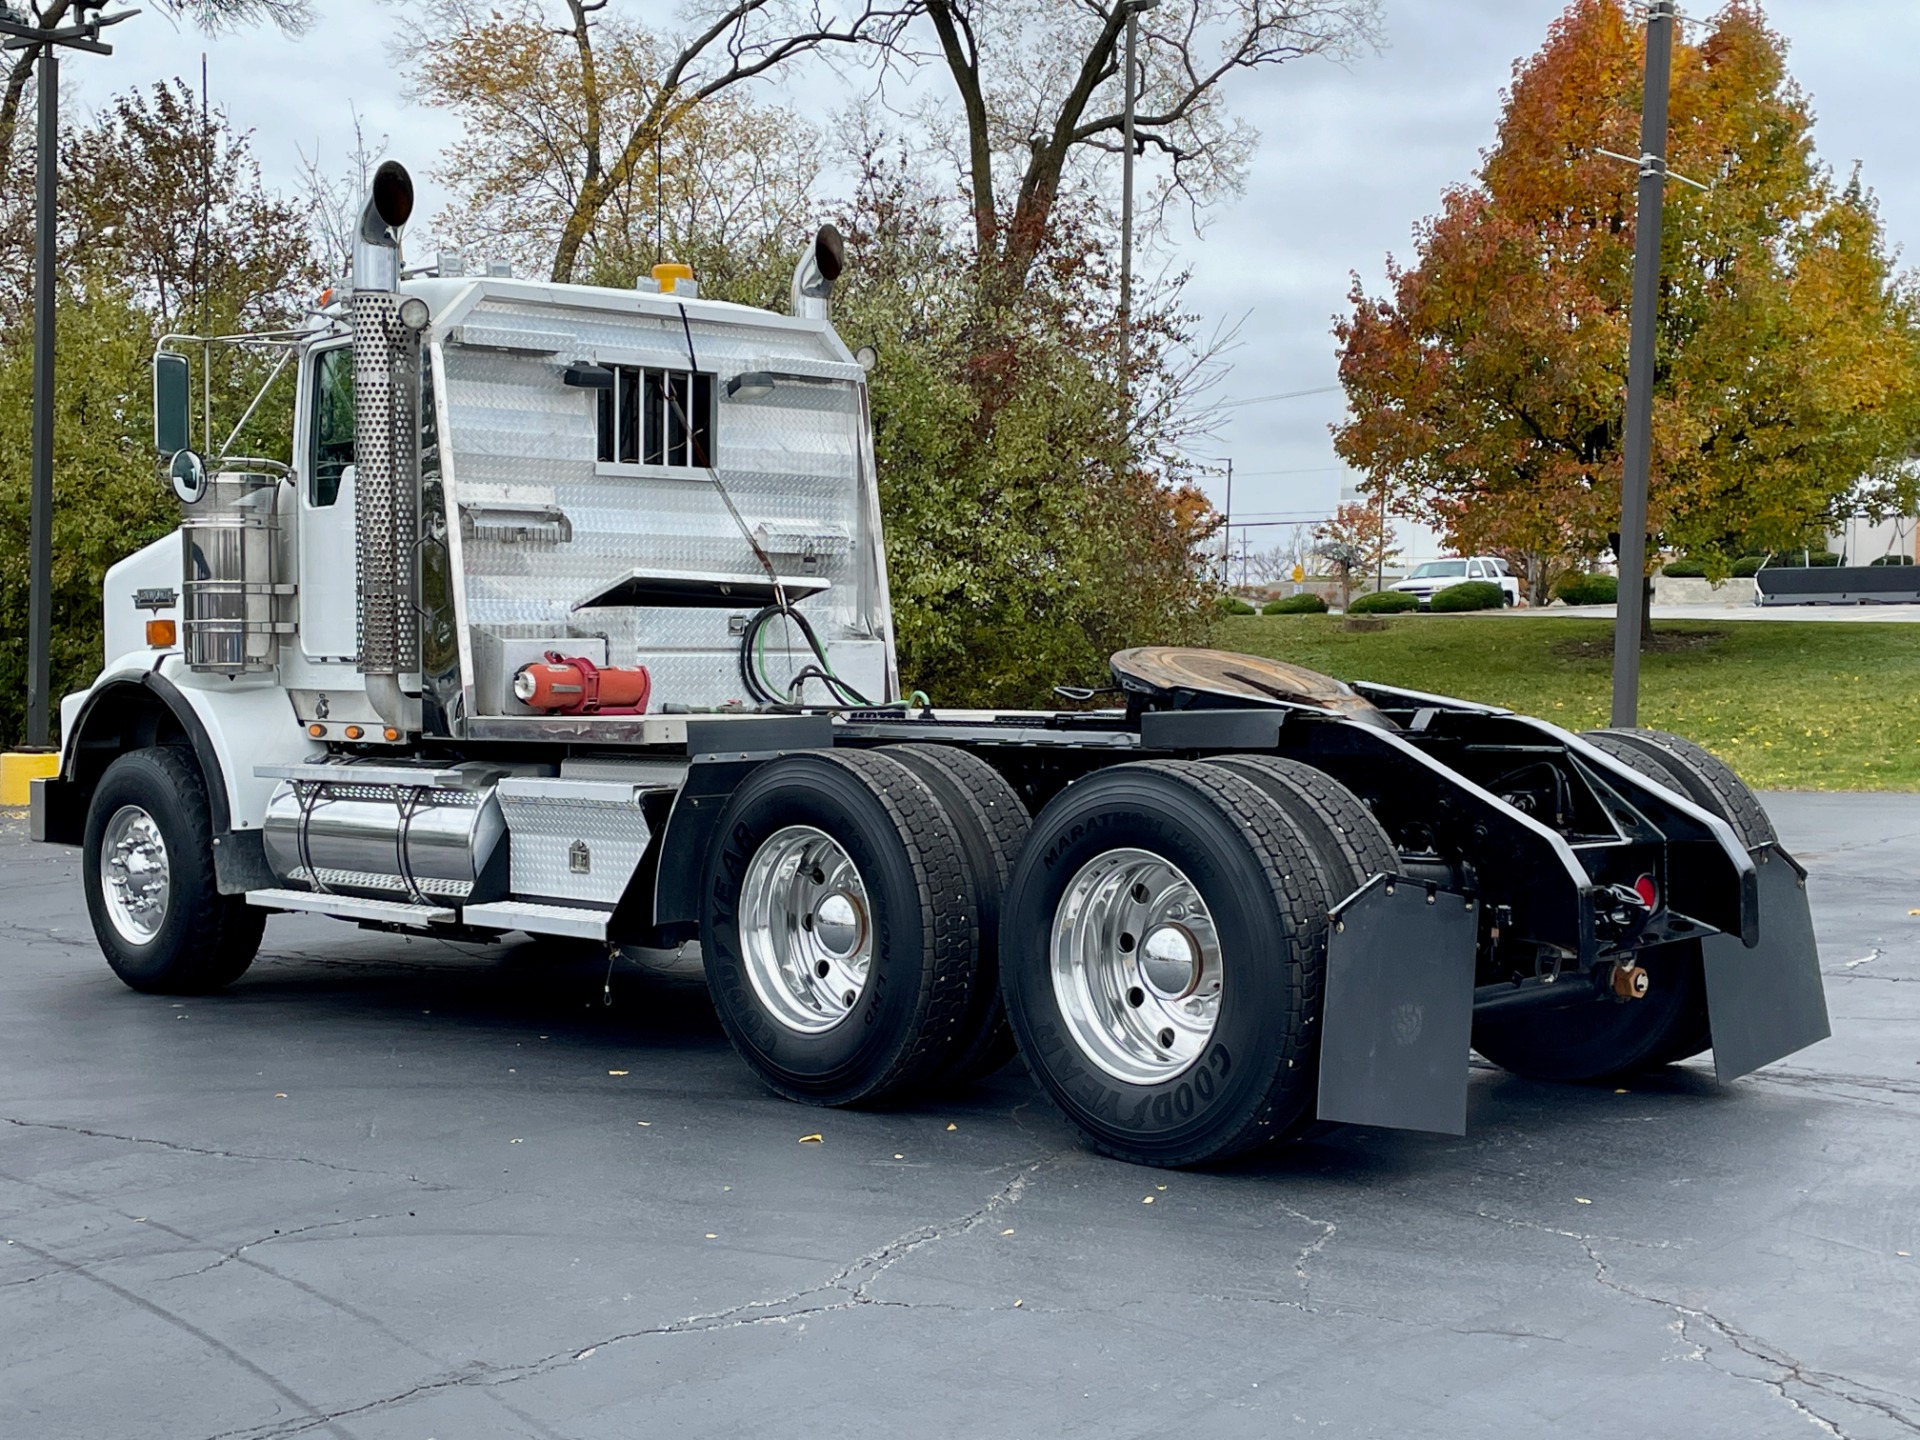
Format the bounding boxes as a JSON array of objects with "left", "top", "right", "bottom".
[
  {"left": 1702, "top": 844, "right": 1829, "bottom": 1082},
  {"left": 1316, "top": 876, "right": 1479, "bottom": 1135}
]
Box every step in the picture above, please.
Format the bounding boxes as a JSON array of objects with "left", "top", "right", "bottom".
[
  {"left": 246, "top": 888, "right": 457, "bottom": 927},
  {"left": 459, "top": 900, "right": 610, "bottom": 941}
]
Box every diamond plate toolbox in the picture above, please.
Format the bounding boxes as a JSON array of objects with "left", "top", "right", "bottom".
[{"left": 494, "top": 776, "right": 654, "bottom": 905}]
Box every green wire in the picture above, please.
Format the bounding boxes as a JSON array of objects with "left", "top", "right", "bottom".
[{"left": 750, "top": 608, "right": 929, "bottom": 711}]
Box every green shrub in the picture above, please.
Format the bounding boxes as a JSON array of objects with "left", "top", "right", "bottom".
[
  {"left": 1870, "top": 554, "right": 1915, "bottom": 566},
  {"left": 1263, "top": 592, "right": 1328, "bottom": 615},
  {"left": 1553, "top": 573, "right": 1618, "bottom": 605},
  {"left": 1429, "top": 580, "right": 1507, "bottom": 612},
  {"left": 1661, "top": 558, "right": 1707, "bottom": 578},
  {"left": 1730, "top": 555, "right": 1766, "bottom": 577},
  {"left": 1347, "top": 589, "right": 1418, "bottom": 614},
  {"left": 1215, "top": 594, "right": 1258, "bottom": 615},
  {"left": 1809, "top": 550, "right": 1842, "bottom": 567}
]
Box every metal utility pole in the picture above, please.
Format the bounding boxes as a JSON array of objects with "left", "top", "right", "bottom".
[
  {"left": 1219, "top": 457, "right": 1233, "bottom": 578},
  {"left": 3, "top": 7, "right": 137, "bottom": 751},
  {"left": 1375, "top": 483, "right": 1387, "bottom": 592},
  {"left": 1118, "top": 0, "right": 1158, "bottom": 388},
  {"left": 25, "top": 45, "right": 56, "bottom": 751},
  {"left": 1610, "top": 0, "right": 1678, "bottom": 728}
]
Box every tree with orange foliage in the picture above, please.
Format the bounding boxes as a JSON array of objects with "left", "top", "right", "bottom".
[
  {"left": 1333, "top": 0, "right": 1920, "bottom": 598},
  {"left": 1312, "top": 500, "right": 1396, "bottom": 609}
]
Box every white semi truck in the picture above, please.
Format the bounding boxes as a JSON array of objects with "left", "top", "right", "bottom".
[{"left": 30, "top": 164, "right": 1829, "bottom": 1166}]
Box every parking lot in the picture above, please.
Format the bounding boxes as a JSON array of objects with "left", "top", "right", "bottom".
[{"left": 2, "top": 794, "right": 1916, "bottom": 1439}]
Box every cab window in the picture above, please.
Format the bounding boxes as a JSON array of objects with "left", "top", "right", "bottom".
[{"left": 310, "top": 346, "right": 354, "bottom": 506}]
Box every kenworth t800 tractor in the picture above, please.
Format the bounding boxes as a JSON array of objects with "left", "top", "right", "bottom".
[{"left": 30, "top": 163, "right": 1828, "bottom": 1167}]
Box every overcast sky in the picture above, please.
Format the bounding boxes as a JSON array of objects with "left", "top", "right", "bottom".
[{"left": 66, "top": 0, "right": 1920, "bottom": 540}]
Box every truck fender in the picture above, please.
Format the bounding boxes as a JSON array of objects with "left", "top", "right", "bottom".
[
  {"left": 648, "top": 756, "right": 775, "bottom": 941},
  {"left": 41, "top": 665, "right": 312, "bottom": 893}
]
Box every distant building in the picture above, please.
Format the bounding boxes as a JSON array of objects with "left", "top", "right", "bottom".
[{"left": 1832, "top": 513, "right": 1916, "bottom": 565}]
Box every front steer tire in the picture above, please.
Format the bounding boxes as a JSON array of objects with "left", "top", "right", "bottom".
[
  {"left": 82, "top": 747, "right": 264, "bottom": 995},
  {"left": 1000, "top": 761, "right": 1334, "bottom": 1168},
  {"left": 700, "top": 750, "right": 979, "bottom": 1107}
]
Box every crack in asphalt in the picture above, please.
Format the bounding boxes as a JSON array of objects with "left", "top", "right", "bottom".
[
  {"left": 3, "top": 1174, "right": 565, "bottom": 1440},
  {"left": 1, "top": 1116, "right": 451, "bottom": 1190},
  {"left": 3, "top": 1235, "right": 358, "bottom": 1440},
  {"left": 151, "top": 1215, "right": 387, "bottom": 1283},
  {"left": 0, "top": 919, "right": 90, "bottom": 949},
  {"left": 1269, "top": 1201, "right": 1338, "bottom": 1286},
  {"left": 1581, "top": 1240, "right": 1920, "bottom": 1439},
  {"left": 1744, "top": 1069, "right": 1920, "bottom": 1118},
  {"left": 198, "top": 1151, "right": 1070, "bottom": 1440}
]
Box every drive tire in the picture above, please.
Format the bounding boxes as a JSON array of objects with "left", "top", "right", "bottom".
[
  {"left": 83, "top": 747, "right": 264, "bottom": 995},
  {"left": 883, "top": 745, "right": 1030, "bottom": 1089},
  {"left": 1580, "top": 729, "right": 1773, "bottom": 846},
  {"left": 1204, "top": 755, "right": 1397, "bottom": 900},
  {"left": 700, "top": 750, "right": 978, "bottom": 1107},
  {"left": 1000, "top": 761, "right": 1333, "bottom": 1167},
  {"left": 1471, "top": 730, "right": 1770, "bottom": 1082}
]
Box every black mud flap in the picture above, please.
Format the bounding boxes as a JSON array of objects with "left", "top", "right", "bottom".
[
  {"left": 1316, "top": 876, "right": 1479, "bottom": 1135},
  {"left": 1702, "top": 844, "right": 1829, "bottom": 1082}
]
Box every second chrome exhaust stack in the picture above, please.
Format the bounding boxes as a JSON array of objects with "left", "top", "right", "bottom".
[{"left": 350, "top": 161, "right": 423, "bottom": 732}]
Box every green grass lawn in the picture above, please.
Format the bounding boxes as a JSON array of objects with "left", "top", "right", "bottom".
[{"left": 1216, "top": 614, "right": 1920, "bottom": 791}]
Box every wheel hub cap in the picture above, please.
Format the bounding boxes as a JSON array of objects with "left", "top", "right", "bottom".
[
  {"left": 739, "top": 826, "right": 872, "bottom": 1034},
  {"left": 101, "top": 804, "right": 171, "bottom": 944},
  {"left": 1140, "top": 924, "right": 1202, "bottom": 1000},
  {"left": 1050, "top": 848, "right": 1224, "bottom": 1084}
]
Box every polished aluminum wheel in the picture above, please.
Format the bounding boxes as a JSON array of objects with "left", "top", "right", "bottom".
[
  {"left": 100, "top": 804, "right": 171, "bottom": 945},
  {"left": 1050, "top": 847, "right": 1223, "bottom": 1084},
  {"left": 739, "top": 825, "right": 874, "bottom": 1034}
]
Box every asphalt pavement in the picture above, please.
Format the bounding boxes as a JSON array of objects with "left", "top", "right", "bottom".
[{"left": 2, "top": 795, "right": 1916, "bottom": 1439}]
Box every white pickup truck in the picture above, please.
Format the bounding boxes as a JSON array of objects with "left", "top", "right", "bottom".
[{"left": 1388, "top": 556, "right": 1520, "bottom": 608}]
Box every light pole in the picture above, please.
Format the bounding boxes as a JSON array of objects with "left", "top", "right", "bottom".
[
  {"left": 2, "top": 5, "right": 137, "bottom": 753},
  {"left": 1118, "top": 0, "right": 1158, "bottom": 389},
  {"left": 1609, "top": 0, "right": 1678, "bottom": 727}
]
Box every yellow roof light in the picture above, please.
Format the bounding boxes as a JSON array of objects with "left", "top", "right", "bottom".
[{"left": 651, "top": 262, "right": 695, "bottom": 294}]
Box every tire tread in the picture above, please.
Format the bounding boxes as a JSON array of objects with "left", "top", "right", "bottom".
[{"left": 883, "top": 744, "right": 1029, "bottom": 1088}]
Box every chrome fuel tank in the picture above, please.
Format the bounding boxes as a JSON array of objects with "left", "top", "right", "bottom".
[{"left": 262, "top": 764, "right": 508, "bottom": 902}]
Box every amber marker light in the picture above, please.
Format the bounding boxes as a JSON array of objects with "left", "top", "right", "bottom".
[
  {"left": 145, "top": 619, "right": 176, "bottom": 647},
  {"left": 383, "top": 727, "right": 401, "bottom": 742},
  {"left": 344, "top": 725, "right": 364, "bottom": 740},
  {"left": 308, "top": 723, "right": 326, "bottom": 738}
]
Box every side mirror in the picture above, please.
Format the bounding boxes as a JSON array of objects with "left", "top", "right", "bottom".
[
  {"left": 170, "top": 448, "right": 208, "bottom": 505},
  {"left": 154, "top": 352, "right": 191, "bottom": 455}
]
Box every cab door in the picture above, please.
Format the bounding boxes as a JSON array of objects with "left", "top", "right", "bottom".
[{"left": 298, "top": 344, "right": 359, "bottom": 661}]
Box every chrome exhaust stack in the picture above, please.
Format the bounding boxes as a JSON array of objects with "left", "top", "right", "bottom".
[
  {"left": 789, "top": 225, "right": 845, "bottom": 320},
  {"left": 351, "top": 161, "right": 424, "bottom": 732}
]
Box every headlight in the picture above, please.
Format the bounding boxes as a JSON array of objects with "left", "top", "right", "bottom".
[{"left": 398, "top": 296, "right": 431, "bottom": 331}]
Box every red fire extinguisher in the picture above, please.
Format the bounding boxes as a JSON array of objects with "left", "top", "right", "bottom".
[{"left": 512, "top": 652, "right": 652, "bottom": 715}]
